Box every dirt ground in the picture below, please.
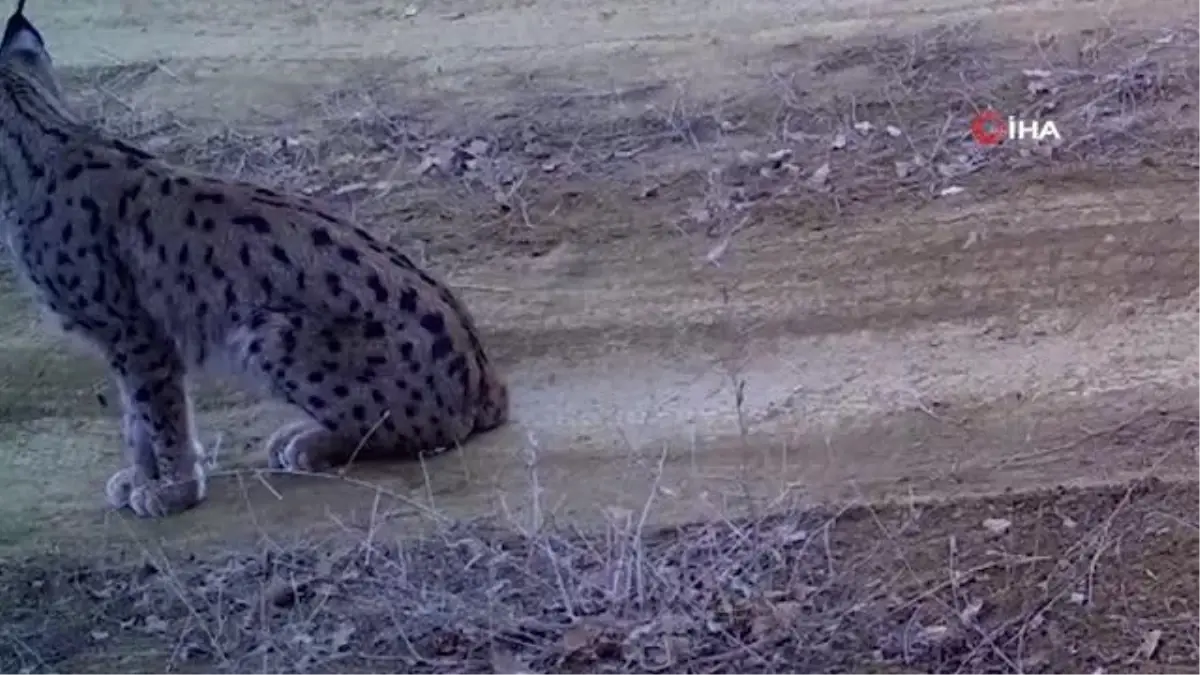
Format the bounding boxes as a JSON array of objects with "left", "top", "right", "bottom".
[{"left": 0, "top": 0, "right": 1197, "bottom": 671}]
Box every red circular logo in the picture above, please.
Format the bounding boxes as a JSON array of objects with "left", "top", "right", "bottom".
[{"left": 970, "top": 109, "right": 1006, "bottom": 146}]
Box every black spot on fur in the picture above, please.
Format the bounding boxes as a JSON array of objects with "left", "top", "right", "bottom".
[
  {"left": 80, "top": 197, "right": 102, "bottom": 235},
  {"left": 365, "top": 273, "right": 389, "bottom": 303},
  {"left": 232, "top": 215, "right": 273, "bottom": 234},
  {"left": 311, "top": 228, "right": 333, "bottom": 247},
  {"left": 118, "top": 184, "right": 141, "bottom": 218},
  {"left": 431, "top": 336, "right": 453, "bottom": 361},
  {"left": 420, "top": 312, "right": 445, "bottom": 335},
  {"left": 269, "top": 245, "right": 292, "bottom": 267},
  {"left": 324, "top": 273, "right": 342, "bottom": 297},
  {"left": 136, "top": 210, "right": 154, "bottom": 248},
  {"left": 399, "top": 288, "right": 418, "bottom": 314},
  {"left": 363, "top": 320, "right": 386, "bottom": 340}
]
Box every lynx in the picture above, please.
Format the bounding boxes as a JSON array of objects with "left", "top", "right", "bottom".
[{"left": 0, "top": 1, "right": 509, "bottom": 518}]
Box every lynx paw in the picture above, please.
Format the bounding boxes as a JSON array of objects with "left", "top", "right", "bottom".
[
  {"left": 105, "top": 466, "right": 139, "bottom": 510},
  {"left": 266, "top": 421, "right": 345, "bottom": 473},
  {"left": 106, "top": 462, "right": 207, "bottom": 518}
]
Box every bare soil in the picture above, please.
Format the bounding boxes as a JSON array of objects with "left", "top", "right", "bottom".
[{"left": 0, "top": 0, "right": 1197, "bottom": 671}]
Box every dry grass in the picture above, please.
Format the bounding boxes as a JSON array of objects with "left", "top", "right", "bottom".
[
  {"left": 1, "top": 461, "right": 1196, "bottom": 673},
  {"left": 1, "top": 19, "right": 1196, "bottom": 675}
]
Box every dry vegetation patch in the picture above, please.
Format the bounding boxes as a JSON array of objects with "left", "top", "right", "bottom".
[
  {"left": 63, "top": 22, "right": 1200, "bottom": 264},
  {"left": 2, "top": 474, "right": 1196, "bottom": 673}
]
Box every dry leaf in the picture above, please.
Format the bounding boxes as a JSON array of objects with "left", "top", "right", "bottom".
[
  {"left": 959, "top": 598, "right": 984, "bottom": 625},
  {"left": 830, "top": 132, "right": 847, "bottom": 149},
  {"left": 143, "top": 614, "right": 169, "bottom": 634},
  {"left": 491, "top": 648, "right": 532, "bottom": 674},
  {"left": 939, "top": 185, "right": 965, "bottom": 197},
  {"left": 853, "top": 120, "right": 874, "bottom": 134},
  {"left": 686, "top": 206, "right": 712, "bottom": 224},
  {"left": 1131, "top": 629, "right": 1163, "bottom": 661},
  {"left": 918, "top": 625, "right": 950, "bottom": 643},
  {"left": 737, "top": 150, "right": 761, "bottom": 166},
  {"left": 705, "top": 237, "right": 731, "bottom": 266},
  {"left": 563, "top": 623, "right": 601, "bottom": 654},
  {"left": 767, "top": 148, "right": 793, "bottom": 162},
  {"left": 936, "top": 162, "right": 959, "bottom": 178},
  {"left": 885, "top": 125, "right": 902, "bottom": 137},
  {"left": 412, "top": 154, "right": 442, "bottom": 175},
  {"left": 464, "top": 138, "right": 491, "bottom": 157},
  {"left": 749, "top": 599, "right": 806, "bottom": 637},
  {"left": 333, "top": 182, "right": 368, "bottom": 196},
  {"left": 982, "top": 517, "right": 1011, "bottom": 534},
  {"left": 331, "top": 621, "right": 356, "bottom": 651},
  {"left": 807, "top": 162, "right": 831, "bottom": 188}
]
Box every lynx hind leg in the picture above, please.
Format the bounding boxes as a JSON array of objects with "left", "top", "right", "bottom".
[
  {"left": 231, "top": 310, "right": 476, "bottom": 473},
  {"left": 473, "top": 369, "right": 510, "bottom": 433}
]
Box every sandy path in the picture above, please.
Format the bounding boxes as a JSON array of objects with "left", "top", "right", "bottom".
[{"left": 0, "top": 0, "right": 1195, "bottom": 554}]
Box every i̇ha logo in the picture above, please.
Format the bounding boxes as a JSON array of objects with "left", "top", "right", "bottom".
[{"left": 970, "top": 109, "right": 1061, "bottom": 146}]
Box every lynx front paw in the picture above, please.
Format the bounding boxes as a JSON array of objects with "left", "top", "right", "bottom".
[
  {"left": 106, "top": 462, "right": 207, "bottom": 518},
  {"left": 105, "top": 466, "right": 138, "bottom": 510}
]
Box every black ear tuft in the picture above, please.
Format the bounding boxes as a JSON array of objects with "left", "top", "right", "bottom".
[{"left": 1, "top": 0, "right": 44, "bottom": 54}]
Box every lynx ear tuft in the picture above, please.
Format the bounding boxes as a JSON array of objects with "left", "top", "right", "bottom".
[{"left": 0, "top": 0, "right": 47, "bottom": 60}]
